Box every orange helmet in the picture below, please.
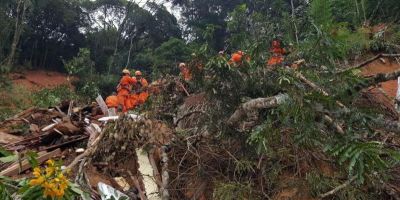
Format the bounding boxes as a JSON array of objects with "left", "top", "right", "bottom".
[
  {"left": 135, "top": 71, "right": 142, "bottom": 76},
  {"left": 231, "top": 53, "right": 243, "bottom": 63},
  {"left": 122, "top": 69, "right": 130, "bottom": 74}
]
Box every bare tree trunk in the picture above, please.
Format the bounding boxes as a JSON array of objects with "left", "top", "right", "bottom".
[
  {"left": 7, "top": 0, "right": 26, "bottom": 67},
  {"left": 125, "top": 36, "right": 134, "bottom": 68},
  {"left": 290, "top": 0, "right": 299, "bottom": 45},
  {"left": 42, "top": 46, "right": 48, "bottom": 68},
  {"left": 360, "top": 0, "right": 367, "bottom": 23},
  {"left": 107, "top": 37, "right": 119, "bottom": 75},
  {"left": 355, "top": 0, "right": 360, "bottom": 23}
]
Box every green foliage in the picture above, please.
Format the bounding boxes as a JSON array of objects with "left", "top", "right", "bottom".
[
  {"left": 153, "top": 38, "right": 192, "bottom": 76},
  {"left": 247, "top": 119, "right": 280, "bottom": 156},
  {"left": 306, "top": 171, "right": 380, "bottom": 200},
  {"left": 0, "top": 181, "right": 13, "bottom": 200},
  {"left": 227, "top": 4, "right": 249, "bottom": 50},
  {"left": 0, "top": 147, "right": 17, "bottom": 163},
  {"left": 77, "top": 81, "right": 100, "bottom": 101},
  {"left": 326, "top": 141, "right": 400, "bottom": 183},
  {"left": 63, "top": 48, "right": 94, "bottom": 77},
  {"left": 32, "top": 85, "right": 77, "bottom": 108},
  {"left": 309, "top": 0, "right": 333, "bottom": 31}
]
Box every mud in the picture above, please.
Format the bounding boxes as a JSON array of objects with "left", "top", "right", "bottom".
[{"left": 10, "top": 70, "right": 75, "bottom": 91}]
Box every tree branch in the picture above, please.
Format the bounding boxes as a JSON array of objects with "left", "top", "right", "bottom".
[
  {"left": 319, "top": 176, "right": 356, "bottom": 198},
  {"left": 227, "top": 93, "right": 289, "bottom": 126}
]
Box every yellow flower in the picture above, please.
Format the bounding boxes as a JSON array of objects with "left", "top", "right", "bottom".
[
  {"left": 28, "top": 160, "right": 69, "bottom": 199},
  {"left": 45, "top": 167, "right": 55, "bottom": 177},
  {"left": 29, "top": 176, "right": 45, "bottom": 186},
  {"left": 45, "top": 159, "right": 55, "bottom": 167},
  {"left": 32, "top": 167, "right": 41, "bottom": 177}
]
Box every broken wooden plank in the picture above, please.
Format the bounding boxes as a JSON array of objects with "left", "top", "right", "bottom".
[
  {"left": 0, "top": 131, "right": 23, "bottom": 144},
  {"left": 0, "top": 149, "right": 61, "bottom": 176},
  {"left": 96, "top": 95, "right": 109, "bottom": 116},
  {"left": 67, "top": 101, "right": 74, "bottom": 117}
]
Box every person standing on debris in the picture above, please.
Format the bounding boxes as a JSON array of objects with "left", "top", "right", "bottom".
[
  {"left": 117, "top": 69, "right": 137, "bottom": 112},
  {"left": 179, "top": 62, "right": 192, "bottom": 81},
  {"left": 130, "top": 70, "right": 149, "bottom": 107},
  {"left": 267, "top": 39, "right": 287, "bottom": 67},
  {"left": 230, "top": 50, "right": 250, "bottom": 66}
]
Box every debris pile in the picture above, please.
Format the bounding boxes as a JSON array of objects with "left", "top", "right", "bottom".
[
  {"left": 0, "top": 97, "right": 174, "bottom": 200},
  {"left": 0, "top": 101, "right": 102, "bottom": 175}
]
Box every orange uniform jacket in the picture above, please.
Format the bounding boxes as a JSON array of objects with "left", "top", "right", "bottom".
[
  {"left": 117, "top": 75, "right": 137, "bottom": 112},
  {"left": 267, "top": 47, "right": 286, "bottom": 66},
  {"left": 128, "top": 78, "right": 149, "bottom": 109},
  {"left": 180, "top": 66, "right": 192, "bottom": 81},
  {"left": 105, "top": 95, "right": 119, "bottom": 108}
]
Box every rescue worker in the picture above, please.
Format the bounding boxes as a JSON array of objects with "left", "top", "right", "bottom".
[
  {"left": 105, "top": 93, "right": 119, "bottom": 109},
  {"left": 117, "top": 69, "right": 137, "bottom": 112},
  {"left": 130, "top": 70, "right": 149, "bottom": 107},
  {"left": 267, "top": 39, "right": 287, "bottom": 66},
  {"left": 179, "top": 62, "right": 192, "bottom": 81},
  {"left": 230, "top": 50, "right": 250, "bottom": 66}
]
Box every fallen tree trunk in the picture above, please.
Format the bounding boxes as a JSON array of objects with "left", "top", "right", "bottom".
[
  {"left": 227, "top": 93, "right": 289, "bottom": 125},
  {"left": 228, "top": 93, "right": 346, "bottom": 134}
]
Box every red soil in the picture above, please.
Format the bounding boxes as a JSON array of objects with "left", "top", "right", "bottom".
[
  {"left": 361, "top": 57, "right": 400, "bottom": 77},
  {"left": 359, "top": 57, "right": 400, "bottom": 113},
  {"left": 9, "top": 70, "right": 75, "bottom": 91},
  {"left": 379, "top": 80, "right": 397, "bottom": 98}
]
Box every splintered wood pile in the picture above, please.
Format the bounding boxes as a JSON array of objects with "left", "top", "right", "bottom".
[
  {"left": 88, "top": 116, "right": 173, "bottom": 200},
  {"left": 0, "top": 101, "right": 102, "bottom": 176},
  {"left": 0, "top": 98, "right": 175, "bottom": 200}
]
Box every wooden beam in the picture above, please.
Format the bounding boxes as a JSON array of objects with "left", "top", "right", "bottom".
[
  {"left": 96, "top": 95, "right": 109, "bottom": 116},
  {"left": 0, "top": 149, "right": 61, "bottom": 176}
]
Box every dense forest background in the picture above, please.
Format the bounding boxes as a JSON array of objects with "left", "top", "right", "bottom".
[{"left": 1, "top": 0, "right": 399, "bottom": 90}]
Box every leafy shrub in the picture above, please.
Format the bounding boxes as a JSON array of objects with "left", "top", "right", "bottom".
[
  {"left": 76, "top": 81, "right": 100, "bottom": 102},
  {"left": 63, "top": 48, "right": 94, "bottom": 78},
  {"left": 326, "top": 141, "right": 400, "bottom": 183},
  {"left": 32, "top": 85, "right": 77, "bottom": 107}
]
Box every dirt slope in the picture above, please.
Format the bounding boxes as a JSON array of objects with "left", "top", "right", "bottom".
[
  {"left": 360, "top": 57, "right": 400, "bottom": 110},
  {"left": 9, "top": 70, "right": 74, "bottom": 91}
]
